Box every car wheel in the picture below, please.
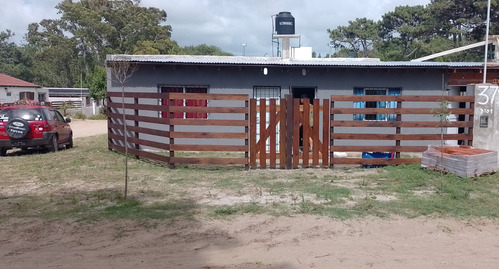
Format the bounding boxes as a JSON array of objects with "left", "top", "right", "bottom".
[
  {"left": 66, "top": 133, "right": 73, "bottom": 149},
  {"left": 49, "top": 134, "right": 58, "bottom": 152},
  {"left": 0, "top": 148, "right": 6, "bottom": 156},
  {"left": 6, "top": 118, "right": 31, "bottom": 139}
]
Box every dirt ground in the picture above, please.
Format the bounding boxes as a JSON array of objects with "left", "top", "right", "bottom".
[
  {"left": 1, "top": 120, "right": 498, "bottom": 268},
  {"left": 70, "top": 119, "right": 108, "bottom": 138}
]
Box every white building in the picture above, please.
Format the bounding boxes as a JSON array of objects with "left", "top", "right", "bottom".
[{"left": 0, "top": 73, "right": 48, "bottom": 105}]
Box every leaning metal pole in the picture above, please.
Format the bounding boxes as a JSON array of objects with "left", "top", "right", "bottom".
[{"left": 483, "top": 0, "right": 491, "bottom": 83}]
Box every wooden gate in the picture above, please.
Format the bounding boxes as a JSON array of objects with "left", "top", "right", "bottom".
[{"left": 249, "top": 95, "right": 330, "bottom": 169}]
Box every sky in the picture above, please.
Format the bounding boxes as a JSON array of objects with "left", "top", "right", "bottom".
[{"left": 0, "top": 0, "right": 431, "bottom": 57}]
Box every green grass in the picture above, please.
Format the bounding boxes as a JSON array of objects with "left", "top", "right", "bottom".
[{"left": 0, "top": 135, "right": 497, "bottom": 222}]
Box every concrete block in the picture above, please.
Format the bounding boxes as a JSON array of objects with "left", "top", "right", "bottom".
[{"left": 421, "top": 145, "right": 498, "bottom": 177}]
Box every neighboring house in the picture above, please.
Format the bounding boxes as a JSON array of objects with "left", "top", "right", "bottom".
[
  {"left": 106, "top": 54, "right": 499, "bottom": 147},
  {"left": 46, "top": 87, "right": 89, "bottom": 109},
  {"left": 0, "top": 74, "right": 48, "bottom": 105},
  {"left": 46, "top": 87, "right": 103, "bottom": 116}
]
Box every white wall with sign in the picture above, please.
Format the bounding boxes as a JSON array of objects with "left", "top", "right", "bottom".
[{"left": 473, "top": 84, "right": 499, "bottom": 151}]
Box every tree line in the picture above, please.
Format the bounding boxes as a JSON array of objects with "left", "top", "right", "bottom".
[
  {"left": 0, "top": 0, "right": 498, "bottom": 101},
  {"left": 0, "top": 0, "right": 231, "bottom": 100},
  {"left": 325, "top": 0, "right": 498, "bottom": 60}
]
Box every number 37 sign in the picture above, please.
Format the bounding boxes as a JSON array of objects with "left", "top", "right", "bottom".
[{"left": 476, "top": 85, "right": 498, "bottom": 115}]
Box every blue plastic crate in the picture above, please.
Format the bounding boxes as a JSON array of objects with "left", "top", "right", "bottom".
[{"left": 362, "top": 152, "right": 394, "bottom": 168}]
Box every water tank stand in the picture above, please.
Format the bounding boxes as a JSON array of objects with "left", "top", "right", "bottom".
[{"left": 272, "top": 34, "right": 301, "bottom": 59}]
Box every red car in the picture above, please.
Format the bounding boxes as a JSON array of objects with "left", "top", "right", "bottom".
[{"left": 0, "top": 105, "right": 73, "bottom": 156}]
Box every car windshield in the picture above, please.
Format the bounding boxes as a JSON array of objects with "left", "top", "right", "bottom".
[{"left": 0, "top": 108, "right": 45, "bottom": 122}]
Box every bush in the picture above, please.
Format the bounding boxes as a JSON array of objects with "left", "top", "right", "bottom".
[
  {"left": 73, "top": 111, "right": 87, "bottom": 120},
  {"left": 88, "top": 113, "right": 107, "bottom": 120}
]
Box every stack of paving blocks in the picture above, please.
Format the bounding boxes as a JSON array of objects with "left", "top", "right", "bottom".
[{"left": 421, "top": 145, "right": 498, "bottom": 177}]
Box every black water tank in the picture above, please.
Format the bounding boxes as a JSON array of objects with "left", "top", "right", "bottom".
[{"left": 275, "top": 12, "right": 295, "bottom": 35}]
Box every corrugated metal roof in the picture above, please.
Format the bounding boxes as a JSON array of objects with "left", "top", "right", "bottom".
[{"left": 106, "top": 54, "right": 497, "bottom": 68}]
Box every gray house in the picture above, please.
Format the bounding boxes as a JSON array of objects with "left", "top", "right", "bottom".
[{"left": 106, "top": 54, "right": 498, "bottom": 148}]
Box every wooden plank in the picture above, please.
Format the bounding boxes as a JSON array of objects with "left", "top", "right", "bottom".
[
  {"left": 249, "top": 99, "right": 257, "bottom": 168},
  {"left": 331, "top": 95, "right": 475, "bottom": 102},
  {"left": 107, "top": 102, "right": 168, "bottom": 112},
  {"left": 169, "top": 131, "right": 247, "bottom": 139},
  {"left": 167, "top": 92, "right": 249, "bottom": 101},
  {"left": 171, "top": 157, "right": 248, "bottom": 165},
  {"left": 330, "top": 120, "right": 474, "bottom": 128},
  {"left": 322, "top": 99, "right": 329, "bottom": 167},
  {"left": 331, "top": 107, "right": 473, "bottom": 115},
  {"left": 169, "top": 118, "right": 248, "bottom": 126},
  {"left": 130, "top": 138, "right": 170, "bottom": 151},
  {"left": 108, "top": 112, "right": 169, "bottom": 125},
  {"left": 108, "top": 122, "right": 170, "bottom": 137},
  {"left": 170, "top": 144, "right": 247, "bottom": 152},
  {"left": 312, "top": 99, "right": 320, "bottom": 166},
  {"left": 107, "top": 92, "right": 168, "bottom": 99},
  {"left": 293, "top": 98, "right": 300, "bottom": 167},
  {"left": 259, "top": 98, "right": 266, "bottom": 168},
  {"left": 285, "top": 95, "right": 293, "bottom": 169},
  {"left": 167, "top": 106, "right": 248, "bottom": 114},
  {"left": 303, "top": 100, "right": 310, "bottom": 167},
  {"left": 109, "top": 143, "right": 170, "bottom": 163},
  {"left": 280, "top": 98, "right": 287, "bottom": 168},
  {"left": 331, "top": 146, "right": 428, "bottom": 152},
  {"left": 255, "top": 105, "right": 326, "bottom": 112},
  {"left": 331, "top": 133, "right": 473, "bottom": 140},
  {"left": 109, "top": 133, "right": 170, "bottom": 151},
  {"left": 269, "top": 99, "right": 277, "bottom": 168},
  {"left": 107, "top": 91, "right": 251, "bottom": 102},
  {"left": 331, "top": 158, "right": 421, "bottom": 165}
]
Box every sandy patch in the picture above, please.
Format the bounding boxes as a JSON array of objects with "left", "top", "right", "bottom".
[
  {"left": 70, "top": 119, "right": 107, "bottom": 138},
  {"left": 0, "top": 215, "right": 497, "bottom": 268}
]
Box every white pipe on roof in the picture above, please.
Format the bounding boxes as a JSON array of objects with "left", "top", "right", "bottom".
[{"left": 411, "top": 40, "right": 493, "bottom": 62}]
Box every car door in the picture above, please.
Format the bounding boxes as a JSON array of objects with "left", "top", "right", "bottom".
[{"left": 51, "top": 109, "right": 71, "bottom": 143}]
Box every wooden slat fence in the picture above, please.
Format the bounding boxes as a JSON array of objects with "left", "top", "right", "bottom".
[
  {"left": 330, "top": 95, "right": 475, "bottom": 167},
  {"left": 106, "top": 92, "right": 475, "bottom": 169},
  {"left": 107, "top": 92, "right": 249, "bottom": 168}
]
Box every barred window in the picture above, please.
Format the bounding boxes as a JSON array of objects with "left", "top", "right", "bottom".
[{"left": 353, "top": 87, "right": 401, "bottom": 121}]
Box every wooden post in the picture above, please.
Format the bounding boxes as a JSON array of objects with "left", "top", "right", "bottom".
[
  {"left": 249, "top": 99, "right": 257, "bottom": 168},
  {"left": 322, "top": 99, "right": 329, "bottom": 167},
  {"left": 269, "top": 99, "right": 277, "bottom": 168},
  {"left": 134, "top": 97, "right": 140, "bottom": 159},
  {"left": 280, "top": 98, "right": 287, "bottom": 168},
  {"left": 395, "top": 100, "right": 402, "bottom": 158},
  {"left": 468, "top": 99, "right": 474, "bottom": 146},
  {"left": 329, "top": 98, "right": 334, "bottom": 168},
  {"left": 245, "top": 98, "right": 249, "bottom": 170},
  {"left": 303, "top": 100, "right": 310, "bottom": 167},
  {"left": 259, "top": 98, "right": 266, "bottom": 168},
  {"left": 168, "top": 93, "right": 175, "bottom": 169},
  {"left": 107, "top": 95, "right": 112, "bottom": 151},
  {"left": 312, "top": 99, "right": 320, "bottom": 166},
  {"left": 293, "top": 98, "right": 300, "bottom": 168}
]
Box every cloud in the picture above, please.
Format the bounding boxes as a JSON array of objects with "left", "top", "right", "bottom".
[
  {"left": 1, "top": 0, "right": 431, "bottom": 55},
  {"left": 0, "top": 0, "right": 60, "bottom": 44}
]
